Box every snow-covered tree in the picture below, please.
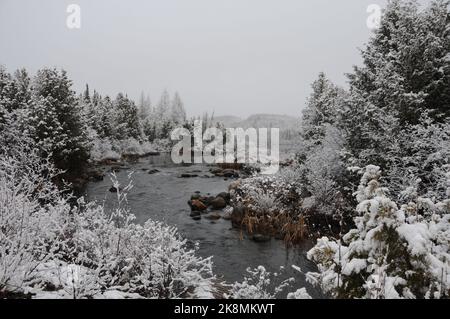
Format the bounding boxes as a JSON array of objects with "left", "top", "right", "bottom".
[
  {"left": 349, "top": 0, "right": 450, "bottom": 125},
  {"left": 138, "top": 91, "right": 152, "bottom": 123},
  {"left": 307, "top": 165, "right": 450, "bottom": 299},
  {"left": 300, "top": 73, "right": 346, "bottom": 147},
  {"left": 112, "top": 93, "right": 141, "bottom": 140},
  {"left": 155, "top": 89, "right": 171, "bottom": 121},
  {"left": 27, "top": 68, "right": 89, "bottom": 171},
  {"left": 170, "top": 92, "right": 187, "bottom": 123}
]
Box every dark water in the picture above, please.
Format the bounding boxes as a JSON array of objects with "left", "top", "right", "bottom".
[{"left": 85, "top": 154, "right": 321, "bottom": 298}]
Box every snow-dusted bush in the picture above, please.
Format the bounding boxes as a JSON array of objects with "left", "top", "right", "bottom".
[
  {"left": 306, "top": 165, "right": 450, "bottom": 299},
  {"left": 0, "top": 146, "right": 214, "bottom": 299},
  {"left": 232, "top": 173, "right": 301, "bottom": 213},
  {"left": 89, "top": 135, "right": 120, "bottom": 162},
  {"left": 226, "top": 266, "right": 295, "bottom": 299},
  {"left": 89, "top": 134, "right": 169, "bottom": 162},
  {"left": 299, "top": 124, "right": 349, "bottom": 216}
]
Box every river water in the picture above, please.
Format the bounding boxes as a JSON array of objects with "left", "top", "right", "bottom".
[{"left": 85, "top": 154, "right": 321, "bottom": 298}]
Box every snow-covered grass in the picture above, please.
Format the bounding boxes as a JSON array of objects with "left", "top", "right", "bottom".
[{"left": 0, "top": 146, "right": 214, "bottom": 299}]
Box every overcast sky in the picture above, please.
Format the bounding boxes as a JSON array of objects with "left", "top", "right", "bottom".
[{"left": 0, "top": 0, "right": 393, "bottom": 117}]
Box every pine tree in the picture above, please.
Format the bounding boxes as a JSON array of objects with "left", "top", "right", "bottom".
[
  {"left": 300, "top": 73, "right": 345, "bottom": 146},
  {"left": 28, "top": 68, "right": 89, "bottom": 171},
  {"left": 170, "top": 92, "right": 186, "bottom": 123},
  {"left": 138, "top": 91, "right": 152, "bottom": 122},
  {"left": 83, "top": 84, "right": 90, "bottom": 103},
  {"left": 155, "top": 89, "right": 171, "bottom": 121},
  {"left": 348, "top": 0, "right": 450, "bottom": 125},
  {"left": 113, "top": 93, "right": 141, "bottom": 139}
]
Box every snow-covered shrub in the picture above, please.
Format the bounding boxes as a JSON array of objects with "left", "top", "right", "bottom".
[
  {"left": 0, "top": 145, "right": 215, "bottom": 299},
  {"left": 226, "top": 266, "right": 294, "bottom": 299},
  {"left": 299, "top": 124, "right": 349, "bottom": 217},
  {"left": 89, "top": 133, "right": 120, "bottom": 162},
  {"left": 89, "top": 134, "right": 166, "bottom": 162},
  {"left": 306, "top": 165, "right": 450, "bottom": 299},
  {"left": 287, "top": 288, "right": 312, "bottom": 299}
]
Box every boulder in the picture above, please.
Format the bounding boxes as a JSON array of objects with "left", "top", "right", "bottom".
[
  {"left": 144, "top": 151, "right": 160, "bottom": 156},
  {"left": 210, "top": 196, "right": 227, "bottom": 210},
  {"left": 217, "top": 192, "right": 231, "bottom": 204},
  {"left": 205, "top": 212, "right": 221, "bottom": 220},
  {"left": 222, "top": 169, "right": 236, "bottom": 178},
  {"left": 89, "top": 170, "right": 104, "bottom": 181},
  {"left": 109, "top": 186, "right": 122, "bottom": 193},
  {"left": 147, "top": 169, "right": 160, "bottom": 174},
  {"left": 110, "top": 165, "right": 123, "bottom": 172},
  {"left": 180, "top": 173, "right": 198, "bottom": 178},
  {"left": 190, "top": 211, "right": 201, "bottom": 220},
  {"left": 190, "top": 200, "right": 207, "bottom": 211},
  {"left": 222, "top": 212, "right": 232, "bottom": 220},
  {"left": 202, "top": 196, "right": 216, "bottom": 206},
  {"left": 252, "top": 234, "right": 271, "bottom": 243},
  {"left": 210, "top": 168, "right": 223, "bottom": 175}
]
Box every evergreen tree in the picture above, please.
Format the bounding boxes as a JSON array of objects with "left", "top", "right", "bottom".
[
  {"left": 28, "top": 68, "right": 89, "bottom": 171},
  {"left": 300, "top": 72, "right": 345, "bottom": 145},
  {"left": 348, "top": 0, "right": 450, "bottom": 125},
  {"left": 138, "top": 91, "right": 152, "bottom": 122},
  {"left": 170, "top": 92, "right": 186, "bottom": 123},
  {"left": 155, "top": 89, "right": 171, "bottom": 120},
  {"left": 113, "top": 93, "right": 141, "bottom": 139}
]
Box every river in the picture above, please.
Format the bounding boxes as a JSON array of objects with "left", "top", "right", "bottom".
[{"left": 85, "top": 153, "right": 321, "bottom": 298}]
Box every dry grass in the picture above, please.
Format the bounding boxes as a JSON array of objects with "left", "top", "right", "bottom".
[{"left": 238, "top": 210, "right": 309, "bottom": 245}]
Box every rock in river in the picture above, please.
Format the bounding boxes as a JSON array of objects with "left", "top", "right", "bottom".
[
  {"left": 109, "top": 186, "right": 122, "bottom": 193},
  {"left": 180, "top": 173, "right": 198, "bottom": 178},
  {"left": 252, "top": 234, "right": 271, "bottom": 243},
  {"left": 216, "top": 192, "right": 231, "bottom": 204},
  {"left": 190, "top": 211, "right": 201, "bottom": 220},
  {"left": 210, "top": 196, "right": 227, "bottom": 210},
  {"left": 190, "top": 200, "right": 207, "bottom": 211},
  {"left": 205, "top": 212, "right": 221, "bottom": 220}
]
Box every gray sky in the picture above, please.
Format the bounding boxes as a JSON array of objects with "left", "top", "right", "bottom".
[{"left": 0, "top": 0, "right": 390, "bottom": 117}]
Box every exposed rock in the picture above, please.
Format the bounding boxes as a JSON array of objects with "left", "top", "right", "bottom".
[
  {"left": 190, "top": 211, "right": 201, "bottom": 220},
  {"left": 202, "top": 196, "right": 216, "bottom": 206},
  {"left": 109, "top": 186, "right": 122, "bottom": 193},
  {"left": 252, "top": 234, "right": 271, "bottom": 243},
  {"left": 210, "top": 196, "right": 227, "bottom": 210},
  {"left": 210, "top": 168, "right": 223, "bottom": 175},
  {"left": 144, "top": 151, "right": 160, "bottom": 156},
  {"left": 89, "top": 170, "right": 104, "bottom": 181},
  {"left": 110, "top": 165, "right": 123, "bottom": 172},
  {"left": 190, "top": 200, "right": 207, "bottom": 211},
  {"left": 217, "top": 163, "right": 243, "bottom": 170},
  {"left": 147, "top": 169, "right": 160, "bottom": 174},
  {"left": 222, "top": 169, "right": 237, "bottom": 178},
  {"left": 217, "top": 192, "right": 231, "bottom": 204},
  {"left": 180, "top": 173, "right": 198, "bottom": 178},
  {"left": 222, "top": 212, "right": 232, "bottom": 220},
  {"left": 205, "top": 212, "right": 221, "bottom": 220}
]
